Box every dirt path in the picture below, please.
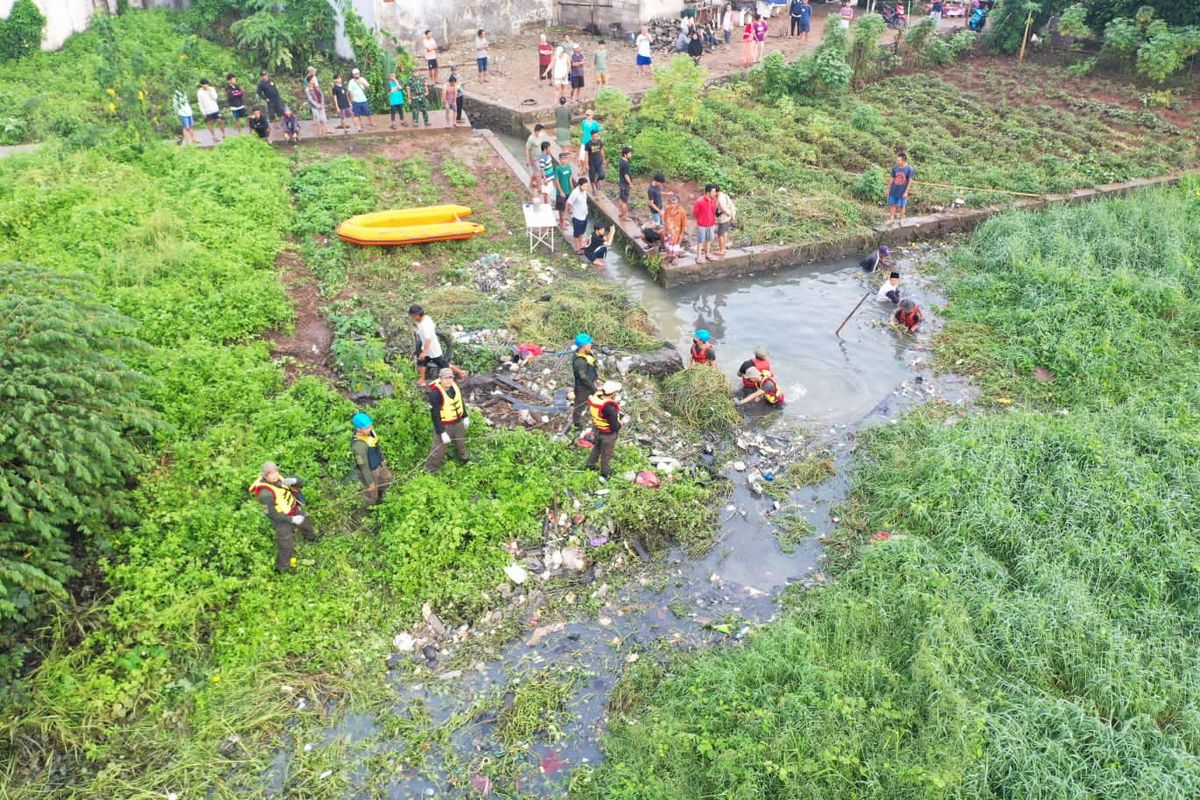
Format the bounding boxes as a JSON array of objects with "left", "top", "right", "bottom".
[{"left": 266, "top": 249, "right": 337, "bottom": 384}]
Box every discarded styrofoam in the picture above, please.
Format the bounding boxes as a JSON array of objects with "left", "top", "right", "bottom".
[{"left": 504, "top": 564, "right": 528, "bottom": 584}]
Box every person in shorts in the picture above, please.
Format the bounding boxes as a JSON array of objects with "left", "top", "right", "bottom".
[
  {"left": 422, "top": 30, "right": 439, "bottom": 84},
  {"left": 647, "top": 173, "right": 664, "bottom": 225},
  {"left": 348, "top": 68, "right": 373, "bottom": 129},
  {"left": 304, "top": 68, "right": 330, "bottom": 136},
  {"left": 569, "top": 43, "right": 585, "bottom": 101},
  {"left": 173, "top": 88, "right": 197, "bottom": 145},
  {"left": 593, "top": 40, "right": 609, "bottom": 86},
  {"left": 224, "top": 73, "right": 246, "bottom": 132},
  {"left": 196, "top": 79, "right": 225, "bottom": 142},
  {"left": 635, "top": 26, "right": 653, "bottom": 76},
  {"left": 586, "top": 136, "right": 606, "bottom": 194},
  {"left": 567, "top": 177, "right": 591, "bottom": 251},
  {"left": 538, "top": 141, "right": 556, "bottom": 204},
  {"left": 617, "top": 146, "right": 633, "bottom": 220},
  {"left": 409, "top": 305, "right": 465, "bottom": 385},
  {"left": 692, "top": 183, "right": 719, "bottom": 263},
  {"left": 332, "top": 75, "right": 352, "bottom": 131},
  {"left": 887, "top": 151, "right": 915, "bottom": 225},
  {"left": 475, "top": 29, "right": 489, "bottom": 82},
  {"left": 553, "top": 152, "right": 574, "bottom": 229}
]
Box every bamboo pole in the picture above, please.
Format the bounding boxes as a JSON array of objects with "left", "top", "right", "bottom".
[
  {"left": 835, "top": 291, "right": 873, "bottom": 337},
  {"left": 1018, "top": 11, "right": 1034, "bottom": 62},
  {"left": 918, "top": 180, "right": 1044, "bottom": 198}
]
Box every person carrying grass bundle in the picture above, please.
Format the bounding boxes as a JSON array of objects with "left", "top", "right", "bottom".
[
  {"left": 585, "top": 380, "right": 624, "bottom": 479},
  {"left": 248, "top": 462, "right": 314, "bottom": 573},
  {"left": 894, "top": 299, "right": 923, "bottom": 332}
]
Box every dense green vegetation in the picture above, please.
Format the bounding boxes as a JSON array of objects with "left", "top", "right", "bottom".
[
  {"left": 0, "top": 0, "right": 44, "bottom": 63},
  {"left": 575, "top": 178, "right": 1200, "bottom": 798}
]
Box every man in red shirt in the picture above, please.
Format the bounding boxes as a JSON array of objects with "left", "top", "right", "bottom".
[
  {"left": 692, "top": 183, "right": 719, "bottom": 263},
  {"left": 538, "top": 34, "right": 554, "bottom": 81}
]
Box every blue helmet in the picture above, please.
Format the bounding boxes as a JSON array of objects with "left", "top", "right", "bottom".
[
  {"left": 574, "top": 333, "right": 592, "bottom": 347},
  {"left": 352, "top": 412, "right": 373, "bottom": 429},
  {"left": 695, "top": 329, "right": 711, "bottom": 342}
]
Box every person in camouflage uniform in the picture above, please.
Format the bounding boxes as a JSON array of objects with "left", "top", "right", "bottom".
[{"left": 407, "top": 72, "right": 430, "bottom": 126}]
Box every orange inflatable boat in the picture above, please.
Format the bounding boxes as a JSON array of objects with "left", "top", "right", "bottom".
[{"left": 336, "top": 205, "right": 485, "bottom": 246}]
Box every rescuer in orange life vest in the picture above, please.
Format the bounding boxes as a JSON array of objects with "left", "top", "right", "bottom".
[
  {"left": 248, "top": 461, "right": 315, "bottom": 572},
  {"left": 689, "top": 328, "right": 716, "bottom": 366},
  {"left": 737, "top": 366, "right": 785, "bottom": 407},
  {"left": 585, "top": 380, "right": 623, "bottom": 479},
  {"left": 426, "top": 367, "right": 471, "bottom": 472},
  {"left": 736, "top": 346, "right": 771, "bottom": 390}
]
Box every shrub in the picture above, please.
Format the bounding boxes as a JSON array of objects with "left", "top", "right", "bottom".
[
  {"left": 639, "top": 55, "right": 707, "bottom": 128},
  {"left": 0, "top": 264, "right": 160, "bottom": 682},
  {"left": 0, "top": 0, "right": 44, "bottom": 62},
  {"left": 850, "top": 13, "right": 888, "bottom": 87},
  {"left": 629, "top": 126, "right": 722, "bottom": 185},
  {"left": 608, "top": 480, "right": 718, "bottom": 556},
  {"left": 851, "top": 165, "right": 888, "bottom": 203},
  {"left": 593, "top": 86, "right": 632, "bottom": 137}
]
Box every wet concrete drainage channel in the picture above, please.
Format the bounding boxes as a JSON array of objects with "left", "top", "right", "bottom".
[{"left": 258, "top": 233, "right": 978, "bottom": 795}]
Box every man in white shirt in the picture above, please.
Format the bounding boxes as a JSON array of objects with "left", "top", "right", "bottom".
[
  {"left": 409, "top": 304, "right": 465, "bottom": 384},
  {"left": 475, "top": 29, "right": 490, "bottom": 82},
  {"left": 635, "top": 27, "right": 653, "bottom": 77},
  {"left": 877, "top": 271, "right": 902, "bottom": 305},
  {"left": 195, "top": 79, "right": 225, "bottom": 143},
  {"left": 567, "top": 177, "right": 591, "bottom": 252}
]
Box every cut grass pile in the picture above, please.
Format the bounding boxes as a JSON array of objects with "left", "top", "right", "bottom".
[
  {"left": 660, "top": 366, "right": 741, "bottom": 433},
  {"left": 575, "top": 179, "right": 1200, "bottom": 798}
]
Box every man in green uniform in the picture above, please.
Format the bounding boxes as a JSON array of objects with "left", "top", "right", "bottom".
[
  {"left": 248, "top": 462, "right": 315, "bottom": 572},
  {"left": 571, "top": 332, "right": 599, "bottom": 430},
  {"left": 408, "top": 71, "right": 430, "bottom": 126},
  {"left": 351, "top": 412, "right": 392, "bottom": 505}
]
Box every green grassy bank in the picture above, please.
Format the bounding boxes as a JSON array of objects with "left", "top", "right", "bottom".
[{"left": 574, "top": 179, "right": 1200, "bottom": 798}]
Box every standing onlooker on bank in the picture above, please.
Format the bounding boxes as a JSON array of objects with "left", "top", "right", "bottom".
[
  {"left": 692, "top": 184, "right": 719, "bottom": 263},
  {"left": 422, "top": 30, "right": 440, "bottom": 84},
  {"left": 305, "top": 68, "right": 330, "bottom": 136},
  {"left": 387, "top": 72, "right": 406, "bottom": 128},
  {"left": 569, "top": 43, "right": 585, "bottom": 101},
  {"left": 930, "top": 0, "right": 944, "bottom": 27},
  {"left": 752, "top": 13, "right": 769, "bottom": 62},
  {"left": 840, "top": 0, "right": 854, "bottom": 30},
  {"left": 553, "top": 46, "right": 570, "bottom": 101},
  {"left": 474, "top": 29, "right": 490, "bottom": 82},
  {"left": 887, "top": 151, "right": 915, "bottom": 226},
  {"left": 647, "top": 173, "right": 664, "bottom": 225},
  {"left": 258, "top": 71, "right": 284, "bottom": 126},
  {"left": 348, "top": 68, "right": 373, "bottom": 129},
  {"left": 635, "top": 26, "right": 653, "bottom": 77},
  {"left": 740, "top": 15, "right": 755, "bottom": 67},
  {"left": 553, "top": 151, "right": 574, "bottom": 229},
  {"left": 538, "top": 34, "right": 554, "bottom": 81},
  {"left": 525, "top": 123, "right": 547, "bottom": 171},
  {"left": 789, "top": 0, "right": 804, "bottom": 37},
  {"left": 580, "top": 109, "right": 601, "bottom": 147},
  {"left": 594, "top": 40, "right": 609, "bottom": 87},
  {"left": 568, "top": 177, "right": 591, "bottom": 252},
  {"left": 196, "top": 79, "right": 225, "bottom": 142},
  {"left": 555, "top": 97, "right": 571, "bottom": 146},
  {"left": 722, "top": 3, "right": 735, "bottom": 44},
  {"left": 586, "top": 136, "right": 606, "bottom": 194},
  {"left": 408, "top": 71, "right": 430, "bottom": 126},
  {"left": 617, "top": 146, "right": 633, "bottom": 220},
  {"left": 443, "top": 76, "right": 459, "bottom": 127},
  {"left": 715, "top": 186, "right": 737, "bottom": 257},
  {"left": 332, "top": 75, "right": 352, "bottom": 131},
  {"left": 450, "top": 65, "right": 466, "bottom": 124},
  {"left": 224, "top": 73, "right": 247, "bottom": 133},
  {"left": 798, "top": 0, "right": 812, "bottom": 42},
  {"left": 173, "top": 87, "right": 197, "bottom": 145}
]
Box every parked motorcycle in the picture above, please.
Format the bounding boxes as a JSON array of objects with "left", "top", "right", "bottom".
[{"left": 880, "top": 2, "right": 907, "bottom": 29}]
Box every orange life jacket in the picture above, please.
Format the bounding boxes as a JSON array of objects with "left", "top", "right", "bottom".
[
  {"left": 896, "top": 305, "right": 921, "bottom": 331},
  {"left": 755, "top": 372, "right": 784, "bottom": 405},
  {"left": 690, "top": 341, "right": 713, "bottom": 365},
  {"left": 587, "top": 393, "right": 620, "bottom": 434},
  {"left": 742, "top": 357, "right": 771, "bottom": 388}
]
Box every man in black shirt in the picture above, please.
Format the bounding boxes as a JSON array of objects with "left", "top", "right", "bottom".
[
  {"left": 225, "top": 73, "right": 246, "bottom": 132},
  {"left": 585, "top": 380, "right": 623, "bottom": 479},
  {"left": 586, "top": 137, "right": 606, "bottom": 193},
  {"left": 859, "top": 244, "right": 889, "bottom": 273},
  {"left": 426, "top": 368, "right": 470, "bottom": 472},
  {"left": 572, "top": 333, "right": 599, "bottom": 429},
  {"left": 332, "top": 76, "right": 351, "bottom": 131},
  {"left": 618, "top": 146, "right": 633, "bottom": 220},
  {"left": 258, "top": 70, "right": 285, "bottom": 124},
  {"left": 647, "top": 173, "right": 664, "bottom": 225},
  {"left": 584, "top": 223, "right": 615, "bottom": 266}
]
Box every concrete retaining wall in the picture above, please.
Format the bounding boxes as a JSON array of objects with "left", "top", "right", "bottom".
[{"left": 655, "top": 173, "right": 1193, "bottom": 287}]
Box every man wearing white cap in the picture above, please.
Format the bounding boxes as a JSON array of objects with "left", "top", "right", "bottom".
[
  {"left": 585, "top": 380, "right": 623, "bottom": 479},
  {"left": 348, "top": 68, "right": 373, "bottom": 130},
  {"left": 426, "top": 368, "right": 471, "bottom": 472},
  {"left": 248, "top": 462, "right": 314, "bottom": 572}
]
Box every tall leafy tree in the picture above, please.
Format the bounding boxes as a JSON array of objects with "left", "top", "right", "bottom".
[{"left": 0, "top": 264, "right": 159, "bottom": 677}]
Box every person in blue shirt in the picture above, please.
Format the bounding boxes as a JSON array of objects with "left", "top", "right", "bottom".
[
  {"left": 799, "top": 0, "right": 812, "bottom": 41},
  {"left": 887, "top": 151, "right": 915, "bottom": 226}
]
